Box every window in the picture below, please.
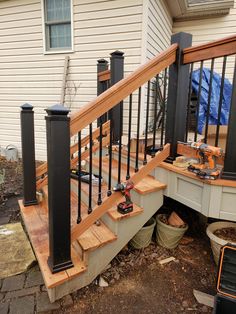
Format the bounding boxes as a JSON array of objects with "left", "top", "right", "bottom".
[{"left": 44, "top": 0, "right": 72, "bottom": 52}]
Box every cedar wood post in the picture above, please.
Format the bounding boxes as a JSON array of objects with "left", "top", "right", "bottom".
[{"left": 165, "top": 32, "right": 192, "bottom": 161}]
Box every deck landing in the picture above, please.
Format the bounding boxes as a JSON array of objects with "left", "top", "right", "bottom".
[{"left": 19, "top": 190, "right": 117, "bottom": 289}]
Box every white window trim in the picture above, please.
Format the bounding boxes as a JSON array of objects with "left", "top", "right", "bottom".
[{"left": 41, "top": 0, "right": 74, "bottom": 55}]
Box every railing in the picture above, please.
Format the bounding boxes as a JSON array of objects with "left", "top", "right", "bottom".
[
  {"left": 20, "top": 33, "right": 236, "bottom": 274},
  {"left": 70, "top": 44, "right": 177, "bottom": 240},
  {"left": 182, "top": 34, "right": 236, "bottom": 180}
]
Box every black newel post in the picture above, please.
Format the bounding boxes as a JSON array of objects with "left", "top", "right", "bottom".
[
  {"left": 110, "top": 51, "right": 124, "bottom": 142},
  {"left": 97, "top": 58, "right": 109, "bottom": 126},
  {"left": 165, "top": 32, "right": 192, "bottom": 162},
  {"left": 221, "top": 66, "right": 236, "bottom": 180},
  {"left": 46, "top": 104, "right": 73, "bottom": 273},
  {"left": 20, "top": 103, "right": 37, "bottom": 206}
]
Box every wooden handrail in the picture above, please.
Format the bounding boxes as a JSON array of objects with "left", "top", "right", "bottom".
[
  {"left": 98, "top": 69, "right": 111, "bottom": 82},
  {"left": 70, "top": 44, "right": 178, "bottom": 137},
  {"left": 36, "top": 120, "right": 110, "bottom": 179},
  {"left": 183, "top": 34, "right": 236, "bottom": 64},
  {"left": 70, "top": 120, "right": 110, "bottom": 155}
]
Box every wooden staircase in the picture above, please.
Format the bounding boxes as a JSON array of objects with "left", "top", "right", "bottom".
[
  {"left": 19, "top": 33, "right": 236, "bottom": 303},
  {"left": 20, "top": 146, "right": 167, "bottom": 302},
  {"left": 19, "top": 44, "right": 175, "bottom": 303}
]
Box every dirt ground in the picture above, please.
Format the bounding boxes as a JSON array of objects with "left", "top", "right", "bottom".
[{"left": 0, "top": 156, "right": 217, "bottom": 314}]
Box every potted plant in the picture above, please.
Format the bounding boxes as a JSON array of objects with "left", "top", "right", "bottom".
[{"left": 206, "top": 221, "right": 236, "bottom": 265}]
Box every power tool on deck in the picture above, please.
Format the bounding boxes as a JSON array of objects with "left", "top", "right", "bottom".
[
  {"left": 180, "top": 141, "right": 223, "bottom": 180},
  {"left": 113, "top": 180, "right": 134, "bottom": 214}
]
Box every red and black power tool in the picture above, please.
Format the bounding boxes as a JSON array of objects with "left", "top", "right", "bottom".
[{"left": 113, "top": 180, "right": 134, "bottom": 215}]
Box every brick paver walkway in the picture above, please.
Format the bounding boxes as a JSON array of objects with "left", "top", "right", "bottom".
[{"left": 0, "top": 265, "right": 73, "bottom": 314}]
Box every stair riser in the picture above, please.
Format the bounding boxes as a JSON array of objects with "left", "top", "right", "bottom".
[
  {"left": 48, "top": 189, "right": 164, "bottom": 302},
  {"left": 71, "top": 180, "right": 106, "bottom": 209},
  {"left": 112, "top": 150, "right": 143, "bottom": 170},
  {"left": 84, "top": 161, "right": 136, "bottom": 193},
  {"left": 101, "top": 189, "right": 163, "bottom": 235}
]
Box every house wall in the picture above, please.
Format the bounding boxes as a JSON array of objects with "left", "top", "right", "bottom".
[
  {"left": 140, "top": 0, "right": 172, "bottom": 137},
  {"left": 173, "top": 0, "right": 236, "bottom": 81},
  {"left": 146, "top": 0, "right": 172, "bottom": 60},
  {"left": 0, "top": 0, "right": 143, "bottom": 160}
]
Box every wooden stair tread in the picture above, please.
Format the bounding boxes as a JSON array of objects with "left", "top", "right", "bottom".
[
  {"left": 78, "top": 220, "right": 117, "bottom": 252},
  {"left": 92, "top": 156, "right": 166, "bottom": 195},
  {"left": 19, "top": 200, "right": 86, "bottom": 289},
  {"left": 108, "top": 203, "right": 143, "bottom": 221},
  {"left": 42, "top": 187, "right": 117, "bottom": 252}
]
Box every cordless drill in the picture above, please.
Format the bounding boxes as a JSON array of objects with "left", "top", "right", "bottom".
[
  {"left": 181, "top": 141, "right": 223, "bottom": 180},
  {"left": 113, "top": 180, "right": 134, "bottom": 214}
]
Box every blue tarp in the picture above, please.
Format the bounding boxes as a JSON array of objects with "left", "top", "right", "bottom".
[{"left": 191, "top": 68, "right": 232, "bottom": 134}]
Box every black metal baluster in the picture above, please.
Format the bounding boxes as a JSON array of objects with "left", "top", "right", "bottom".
[
  {"left": 77, "top": 132, "right": 82, "bottom": 224},
  {"left": 135, "top": 87, "right": 141, "bottom": 172},
  {"left": 97, "top": 118, "right": 102, "bottom": 205},
  {"left": 88, "top": 124, "right": 93, "bottom": 214},
  {"left": 194, "top": 61, "right": 204, "bottom": 142},
  {"left": 126, "top": 94, "right": 132, "bottom": 179},
  {"left": 152, "top": 76, "right": 159, "bottom": 157},
  {"left": 204, "top": 58, "right": 215, "bottom": 143},
  {"left": 144, "top": 81, "right": 150, "bottom": 165},
  {"left": 118, "top": 101, "right": 123, "bottom": 184},
  {"left": 215, "top": 56, "right": 227, "bottom": 147},
  {"left": 160, "top": 69, "right": 167, "bottom": 149},
  {"left": 185, "top": 63, "right": 194, "bottom": 141},
  {"left": 107, "top": 117, "right": 113, "bottom": 196}
]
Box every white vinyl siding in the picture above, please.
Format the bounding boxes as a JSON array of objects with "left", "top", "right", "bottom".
[
  {"left": 140, "top": 0, "right": 172, "bottom": 136},
  {"left": 0, "top": 0, "right": 143, "bottom": 160},
  {"left": 146, "top": 0, "right": 172, "bottom": 60}
]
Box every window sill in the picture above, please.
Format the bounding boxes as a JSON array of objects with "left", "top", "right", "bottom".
[{"left": 43, "top": 49, "right": 74, "bottom": 55}]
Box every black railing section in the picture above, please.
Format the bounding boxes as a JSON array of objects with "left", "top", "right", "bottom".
[
  {"left": 215, "top": 56, "right": 227, "bottom": 148},
  {"left": 143, "top": 80, "right": 150, "bottom": 165},
  {"left": 77, "top": 131, "right": 82, "bottom": 224},
  {"left": 185, "top": 53, "right": 235, "bottom": 157},
  {"left": 73, "top": 58, "right": 170, "bottom": 224},
  {"left": 88, "top": 123, "right": 93, "bottom": 214},
  {"left": 98, "top": 119, "right": 103, "bottom": 206},
  {"left": 126, "top": 93, "right": 132, "bottom": 180},
  {"left": 135, "top": 87, "right": 142, "bottom": 172}
]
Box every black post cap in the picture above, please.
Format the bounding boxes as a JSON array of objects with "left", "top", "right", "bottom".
[
  {"left": 45, "top": 104, "right": 70, "bottom": 116},
  {"left": 110, "top": 50, "right": 124, "bottom": 57},
  {"left": 97, "top": 59, "right": 108, "bottom": 64},
  {"left": 21, "top": 103, "right": 33, "bottom": 111}
]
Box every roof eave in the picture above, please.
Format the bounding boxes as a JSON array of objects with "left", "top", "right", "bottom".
[{"left": 166, "top": 0, "right": 234, "bottom": 22}]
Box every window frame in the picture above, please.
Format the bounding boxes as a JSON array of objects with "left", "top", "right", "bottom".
[{"left": 42, "top": 0, "right": 74, "bottom": 54}]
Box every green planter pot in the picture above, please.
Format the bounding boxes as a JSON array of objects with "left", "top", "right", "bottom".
[
  {"left": 156, "top": 214, "right": 188, "bottom": 249},
  {"left": 130, "top": 217, "right": 156, "bottom": 249}
]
